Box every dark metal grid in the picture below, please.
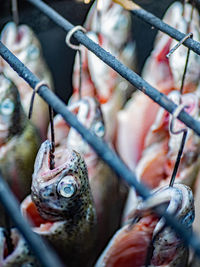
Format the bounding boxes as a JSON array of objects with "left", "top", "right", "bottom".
[
  {"left": 26, "top": 0, "right": 200, "bottom": 137},
  {"left": 2, "top": 38, "right": 200, "bottom": 262},
  {"left": 0, "top": 0, "right": 200, "bottom": 265},
  {"left": 131, "top": 2, "right": 200, "bottom": 55}
]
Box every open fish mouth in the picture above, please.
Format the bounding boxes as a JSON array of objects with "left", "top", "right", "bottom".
[
  {"left": 21, "top": 195, "right": 64, "bottom": 234},
  {"left": 1, "top": 22, "right": 31, "bottom": 51},
  {"left": 33, "top": 139, "right": 76, "bottom": 184}
]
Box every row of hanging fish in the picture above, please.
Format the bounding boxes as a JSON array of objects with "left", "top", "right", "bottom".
[{"left": 0, "top": 0, "right": 200, "bottom": 267}]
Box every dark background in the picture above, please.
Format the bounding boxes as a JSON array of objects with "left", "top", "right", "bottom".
[{"left": 0, "top": 0, "right": 190, "bottom": 101}]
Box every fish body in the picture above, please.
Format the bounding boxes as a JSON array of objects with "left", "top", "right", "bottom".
[
  {"left": 95, "top": 183, "right": 194, "bottom": 267},
  {"left": 1, "top": 22, "right": 54, "bottom": 139},
  {"left": 71, "top": 0, "right": 136, "bottom": 143},
  {"left": 136, "top": 90, "right": 200, "bottom": 190},
  {"left": 49, "top": 96, "right": 128, "bottom": 255},
  {"left": 142, "top": 1, "right": 200, "bottom": 94},
  {"left": 0, "top": 75, "right": 40, "bottom": 206},
  {"left": 21, "top": 139, "right": 97, "bottom": 267},
  {"left": 116, "top": 1, "right": 200, "bottom": 171}
]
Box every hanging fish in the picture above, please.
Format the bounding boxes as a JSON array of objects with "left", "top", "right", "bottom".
[
  {"left": 167, "top": 2, "right": 200, "bottom": 92},
  {"left": 0, "top": 75, "right": 40, "bottom": 209},
  {"left": 71, "top": 0, "right": 136, "bottom": 143},
  {"left": 48, "top": 96, "right": 128, "bottom": 255},
  {"left": 21, "top": 140, "right": 97, "bottom": 267},
  {"left": 142, "top": 1, "right": 200, "bottom": 94},
  {"left": 95, "top": 183, "right": 194, "bottom": 267},
  {"left": 0, "top": 227, "right": 38, "bottom": 267},
  {"left": 136, "top": 90, "right": 200, "bottom": 190},
  {"left": 1, "top": 22, "right": 54, "bottom": 139},
  {"left": 116, "top": 1, "right": 200, "bottom": 170}
]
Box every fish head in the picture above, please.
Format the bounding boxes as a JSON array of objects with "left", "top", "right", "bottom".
[
  {"left": 1, "top": 22, "right": 40, "bottom": 65},
  {"left": 86, "top": 0, "right": 131, "bottom": 50},
  {"left": 67, "top": 96, "right": 105, "bottom": 161},
  {"left": 1, "top": 22, "right": 41, "bottom": 86},
  {"left": 0, "top": 75, "right": 25, "bottom": 145},
  {"left": 31, "top": 139, "right": 92, "bottom": 222}
]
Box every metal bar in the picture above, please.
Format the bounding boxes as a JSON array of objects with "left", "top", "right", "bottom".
[
  {"left": 1, "top": 41, "right": 200, "bottom": 258},
  {"left": 0, "top": 174, "right": 64, "bottom": 267},
  {"left": 27, "top": 0, "right": 200, "bottom": 55},
  {"left": 22, "top": 0, "right": 200, "bottom": 137},
  {"left": 131, "top": 2, "right": 200, "bottom": 55}
]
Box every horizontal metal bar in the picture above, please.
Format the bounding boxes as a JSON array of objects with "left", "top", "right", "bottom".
[
  {"left": 1, "top": 41, "right": 200, "bottom": 258},
  {"left": 26, "top": 0, "right": 200, "bottom": 137},
  {"left": 0, "top": 174, "right": 64, "bottom": 267},
  {"left": 131, "top": 2, "right": 200, "bottom": 55}
]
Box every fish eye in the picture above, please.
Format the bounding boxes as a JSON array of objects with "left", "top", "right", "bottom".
[
  {"left": 1, "top": 98, "right": 14, "bottom": 116},
  {"left": 94, "top": 121, "right": 105, "bottom": 137},
  {"left": 57, "top": 176, "right": 78, "bottom": 198}
]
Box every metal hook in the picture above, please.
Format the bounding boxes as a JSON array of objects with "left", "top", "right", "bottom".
[
  {"left": 66, "top": 26, "right": 86, "bottom": 100},
  {"left": 166, "top": 2, "right": 194, "bottom": 95},
  {"left": 28, "top": 81, "right": 55, "bottom": 169},
  {"left": 28, "top": 80, "right": 47, "bottom": 120},
  {"left": 65, "top": 25, "right": 86, "bottom": 51},
  {"left": 169, "top": 104, "right": 188, "bottom": 187},
  {"left": 11, "top": 0, "right": 19, "bottom": 26},
  {"left": 166, "top": 32, "right": 193, "bottom": 59},
  {"left": 166, "top": 33, "right": 193, "bottom": 97},
  {"left": 48, "top": 105, "right": 55, "bottom": 170}
]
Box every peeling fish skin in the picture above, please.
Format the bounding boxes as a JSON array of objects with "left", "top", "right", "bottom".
[
  {"left": 96, "top": 184, "right": 194, "bottom": 267},
  {"left": 1, "top": 22, "right": 54, "bottom": 139},
  {"left": 21, "top": 140, "right": 97, "bottom": 267},
  {"left": 0, "top": 75, "right": 40, "bottom": 220}
]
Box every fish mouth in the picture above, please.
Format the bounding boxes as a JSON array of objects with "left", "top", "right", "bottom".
[
  {"left": 1, "top": 22, "right": 31, "bottom": 51},
  {"left": 33, "top": 139, "right": 75, "bottom": 184},
  {"left": 21, "top": 195, "right": 64, "bottom": 234}
]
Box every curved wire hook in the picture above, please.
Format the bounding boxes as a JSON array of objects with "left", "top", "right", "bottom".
[
  {"left": 169, "top": 104, "right": 188, "bottom": 187},
  {"left": 28, "top": 80, "right": 48, "bottom": 119},
  {"left": 11, "top": 0, "right": 19, "bottom": 26},
  {"left": 65, "top": 25, "right": 86, "bottom": 51},
  {"left": 28, "top": 81, "right": 55, "bottom": 169},
  {"left": 66, "top": 26, "right": 86, "bottom": 100}
]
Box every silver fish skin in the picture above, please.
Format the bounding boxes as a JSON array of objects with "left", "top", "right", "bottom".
[
  {"left": 0, "top": 75, "right": 40, "bottom": 209},
  {"left": 72, "top": 0, "right": 136, "bottom": 143},
  {"left": 0, "top": 228, "right": 39, "bottom": 267},
  {"left": 95, "top": 183, "right": 194, "bottom": 267},
  {"left": 21, "top": 139, "right": 97, "bottom": 267},
  {"left": 1, "top": 22, "right": 54, "bottom": 139}
]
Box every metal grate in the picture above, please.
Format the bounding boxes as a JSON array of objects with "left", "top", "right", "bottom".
[{"left": 0, "top": 0, "right": 200, "bottom": 266}]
